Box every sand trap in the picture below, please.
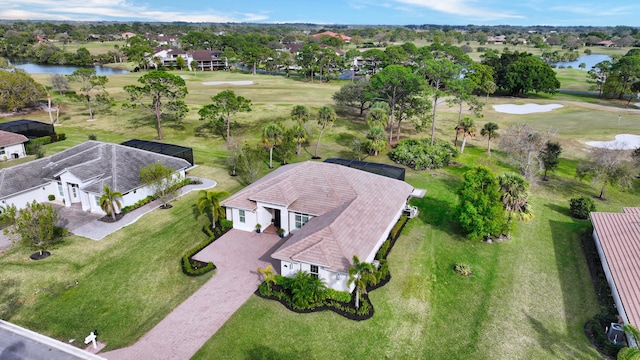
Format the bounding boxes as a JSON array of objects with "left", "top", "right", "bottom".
[
  {"left": 493, "top": 103, "right": 563, "bottom": 114},
  {"left": 585, "top": 134, "right": 640, "bottom": 150},
  {"left": 202, "top": 81, "right": 254, "bottom": 86},
  {"left": 634, "top": 102, "right": 640, "bottom": 108}
]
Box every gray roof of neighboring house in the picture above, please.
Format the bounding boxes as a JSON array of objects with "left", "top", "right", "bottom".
[
  {"left": 0, "top": 130, "right": 28, "bottom": 147},
  {"left": 0, "top": 141, "right": 190, "bottom": 198},
  {"left": 591, "top": 208, "right": 640, "bottom": 328},
  {"left": 222, "top": 161, "right": 417, "bottom": 273}
]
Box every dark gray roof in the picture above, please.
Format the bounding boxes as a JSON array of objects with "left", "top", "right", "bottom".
[{"left": 0, "top": 141, "right": 190, "bottom": 198}]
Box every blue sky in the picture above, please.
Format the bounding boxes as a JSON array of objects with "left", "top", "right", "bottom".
[{"left": 0, "top": 0, "right": 638, "bottom": 26}]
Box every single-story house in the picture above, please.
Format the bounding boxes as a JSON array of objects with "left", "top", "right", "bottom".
[
  {"left": 221, "top": 161, "right": 425, "bottom": 292},
  {"left": 0, "top": 130, "right": 28, "bottom": 161},
  {"left": 0, "top": 141, "right": 190, "bottom": 215},
  {"left": 311, "top": 31, "right": 351, "bottom": 43},
  {"left": 591, "top": 208, "right": 640, "bottom": 346}
]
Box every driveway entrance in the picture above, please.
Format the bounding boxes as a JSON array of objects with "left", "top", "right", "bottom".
[{"left": 102, "top": 229, "right": 284, "bottom": 360}]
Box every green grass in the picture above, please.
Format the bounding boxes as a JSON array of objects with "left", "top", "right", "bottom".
[
  {"left": 193, "top": 147, "right": 613, "bottom": 359},
  {"left": 0, "top": 191, "right": 213, "bottom": 350},
  {"left": 2, "top": 70, "right": 638, "bottom": 358}
]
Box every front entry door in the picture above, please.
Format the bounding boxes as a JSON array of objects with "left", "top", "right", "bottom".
[{"left": 273, "top": 209, "right": 281, "bottom": 228}]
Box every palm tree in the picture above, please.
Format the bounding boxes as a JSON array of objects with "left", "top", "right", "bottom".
[
  {"left": 290, "top": 270, "right": 327, "bottom": 310},
  {"left": 480, "top": 122, "right": 499, "bottom": 156},
  {"left": 100, "top": 185, "right": 123, "bottom": 221},
  {"left": 196, "top": 190, "right": 229, "bottom": 228},
  {"left": 366, "top": 107, "right": 389, "bottom": 130},
  {"left": 498, "top": 173, "right": 533, "bottom": 236},
  {"left": 456, "top": 117, "right": 476, "bottom": 154},
  {"left": 262, "top": 123, "right": 284, "bottom": 168},
  {"left": 291, "top": 123, "right": 307, "bottom": 156},
  {"left": 366, "top": 126, "right": 386, "bottom": 156},
  {"left": 348, "top": 255, "right": 378, "bottom": 309},
  {"left": 618, "top": 324, "right": 640, "bottom": 360},
  {"left": 290, "top": 105, "right": 310, "bottom": 124},
  {"left": 314, "top": 106, "right": 336, "bottom": 159}
]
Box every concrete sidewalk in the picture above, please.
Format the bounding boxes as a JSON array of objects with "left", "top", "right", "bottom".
[
  {"left": 102, "top": 230, "right": 285, "bottom": 360},
  {"left": 74, "top": 178, "right": 216, "bottom": 241}
]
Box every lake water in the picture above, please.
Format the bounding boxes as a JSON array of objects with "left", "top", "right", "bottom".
[
  {"left": 552, "top": 54, "right": 612, "bottom": 70},
  {"left": 12, "top": 62, "right": 129, "bottom": 75}
]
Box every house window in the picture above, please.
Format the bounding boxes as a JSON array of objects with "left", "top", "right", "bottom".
[
  {"left": 57, "top": 182, "right": 64, "bottom": 197},
  {"left": 239, "top": 209, "right": 246, "bottom": 223},
  {"left": 0, "top": 147, "right": 4, "bottom": 156},
  {"left": 95, "top": 196, "right": 100, "bottom": 206},
  {"left": 310, "top": 265, "right": 319, "bottom": 279},
  {"left": 295, "top": 213, "right": 310, "bottom": 228}
]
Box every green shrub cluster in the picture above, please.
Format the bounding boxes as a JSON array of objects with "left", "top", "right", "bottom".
[
  {"left": 121, "top": 196, "right": 154, "bottom": 214},
  {"left": 569, "top": 196, "right": 596, "bottom": 219},
  {"left": 454, "top": 263, "right": 473, "bottom": 276},
  {"left": 585, "top": 313, "right": 624, "bottom": 357},
  {"left": 182, "top": 236, "right": 216, "bottom": 276},
  {"left": 388, "top": 138, "right": 459, "bottom": 170}
]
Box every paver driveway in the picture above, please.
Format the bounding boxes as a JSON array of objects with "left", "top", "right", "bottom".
[{"left": 102, "top": 229, "right": 284, "bottom": 360}]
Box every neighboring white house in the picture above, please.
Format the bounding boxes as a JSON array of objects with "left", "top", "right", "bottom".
[
  {"left": 0, "top": 130, "right": 28, "bottom": 161},
  {"left": 221, "top": 161, "right": 424, "bottom": 292},
  {"left": 0, "top": 141, "right": 191, "bottom": 215}
]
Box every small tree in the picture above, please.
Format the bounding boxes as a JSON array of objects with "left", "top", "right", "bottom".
[
  {"left": 199, "top": 90, "right": 252, "bottom": 142},
  {"left": 332, "top": 79, "right": 371, "bottom": 116},
  {"left": 100, "top": 185, "right": 123, "bottom": 221},
  {"left": 237, "top": 143, "right": 266, "bottom": 185},
  {"left": 576, "top": 147, "right": 635, "bottom": 199},
  {"left": 347, "top": 255, "right": 378, "bottom": 309},
  {"left": 290, "top": 123, "right": 307, "bottom": 156},
  {"left": 140, "top": 163, "right": 182, "bottom": 208},
  {"left": 456, "top": 117, "right": 476, "bottom": 154},
  {"left": 6, "top": 201, "right": 63, "bottom": 256},
  {"left": 290, "top": 105, "right": 310, "bottom": 124},
  {"left": 196, "top": 190, "right": 229, "bottom": 228},
  {"left": 480, "top": 122, "right": 499, "bottom": 156},
  {"left": 539, "top": 141, "right": 562, "bottom": 180},
  {"left": 314, "top": 106, "right": 336, "bottom": 159},
  {"left": 50, "top": 74, "right": 70, "bottom": 95},
  {"left": 67, "top": 68, "right": 108, "bottom": 121},
  {"left": 262, "top": 123, "right": 284, "bottom": 169},
  {"left": 498, "top": 173, "right": 533, "bottom": 236},
  {"left": 456, "top": 166, "right": 507, "bottom": 240},
  {"left": 569, "top": 196, "right": 596, "bottom": 219}
]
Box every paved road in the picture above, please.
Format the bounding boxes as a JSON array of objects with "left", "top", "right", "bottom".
[{"left": 102, "top": 230, "right": 285, "bottom": 360}]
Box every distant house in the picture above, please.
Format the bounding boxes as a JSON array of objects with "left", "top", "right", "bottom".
[
  {"left": 151, "top": 49, "right": 226, "bottom": 71},
  {"left": 121, "top": 32, "right": 136, "bottom": 40},
  {"left": 590, "top": 207, "right": 640, "bottom": 345},
  {"left": 0, "top": 141, "right": 190, "bottom": 215},
  {"left": 311, "top": 31, "right": 351, "bottom": 43},
  {"left": 487, "top": 35, "right": 507, "bottom": 44},
  {"left": 221, "top": 161, "right": 425, "bottom": 292},
  {"left": 0, "top": 130, "right": 28, "bottom": 161},
  {"left": 595, "top": 40, "right": 615, "bottom": 47}
]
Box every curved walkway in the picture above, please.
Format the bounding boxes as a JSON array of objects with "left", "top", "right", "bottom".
[
  {"left": 73, "top": 178, "right": 216, "bottom": 240},
  {"left": 102, "top": 230, "right": 284, "bottom": 360}
]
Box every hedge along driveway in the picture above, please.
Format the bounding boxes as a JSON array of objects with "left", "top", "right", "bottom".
[{"left": 102, "top": 229, "right": 285, "bottom": 360}]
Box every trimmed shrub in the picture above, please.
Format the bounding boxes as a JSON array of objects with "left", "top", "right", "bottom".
[
  {"left": 120, "top": 196, "right": 154, "bottom": 214},
  {"left": 47, "top": 194, "right": 55, "bottom": 201},
  {"left": 325, "top": 289, "right": 351, "bottom": 303},
  {"left": 57, "top": 133, "right": 66, "bottom": 141},
  {"left": 389, "top": 138, "right": 459, "bottom": 170},
  {"left": 220, "top": 219, "right": 233, "bottom": 230},
  {"left": 569, "top": 196, "right": 596, "bottom": 219},
  {"left": 88, "top": 134, "right": 97, "bottom": 140}
]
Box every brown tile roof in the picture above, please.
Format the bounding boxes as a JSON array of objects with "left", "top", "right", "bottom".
[
  {"left": 0, "top": 130, "right": 28, "bottom": 147},
  {"left": 223, "top": 161, "right": 416, "bottom": 272},
  {"left": 591, "top": 210, "right": 640, "bottom": 327}
]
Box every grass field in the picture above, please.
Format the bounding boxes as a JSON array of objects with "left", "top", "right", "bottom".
[{"left": 1, "top": 68, "right": 639, "bottom": 358}]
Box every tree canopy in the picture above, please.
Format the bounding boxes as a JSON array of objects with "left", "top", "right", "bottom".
[
  {"left": 199, "top": 90, "right": 252, "bottom": 142},
  {"left": 123, "top": 70, "right": 188, "bottom": 140},
  {"left": 482, "top": 51, "right": 560, "bottom": 96}
]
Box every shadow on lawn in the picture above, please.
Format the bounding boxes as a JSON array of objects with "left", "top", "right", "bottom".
[
  {"left": 525, "top": 312, "right": 597, "bottom": 359},
  {"left": 0, "top": 278, "right": 23, "bottom": 320}
]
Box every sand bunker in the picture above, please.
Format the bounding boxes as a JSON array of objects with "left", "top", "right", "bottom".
[
  {"left": 202, "top": 81, "right": 254, "bottom": 86},
  {"left": 493, "top": 103, "right": 563, "bottom": 114},
  {"left": 585, "top": 134, "right": 640, "bottom": 150},
  {"left": 635, "top": 102, "right": 640, "bottom": 108}
]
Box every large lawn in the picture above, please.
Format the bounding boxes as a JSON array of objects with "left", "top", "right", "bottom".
[{"left": 1, "top": 70, "right": 637, "bottom": 358}]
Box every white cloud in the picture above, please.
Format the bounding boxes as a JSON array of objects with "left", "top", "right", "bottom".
[
  {"left": 0, "top": 0, "right": 268, "bottom": 22},
  {"left": 395, "top": 0, "right": 525, "bottom": 20},
  {"left": 551, "top": 4, "right": 638, "bottom": 17}
]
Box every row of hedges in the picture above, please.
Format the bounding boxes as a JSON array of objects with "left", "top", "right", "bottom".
[
  {"left": 389, "top": 138, "right": 459, "bottom": 170},
  {"left": 257, "top": 213, "right": 409, "bottom": 320},
  {"left": 181, "top": 220, "right": 233, "bottom": 276},
  {"left": 121, "top": 196, "right": 154, "bottom": 214}
]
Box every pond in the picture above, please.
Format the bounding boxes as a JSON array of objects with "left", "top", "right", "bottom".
[
  {"left": 11, "top": 62, "right": 129, "bottom": 75},
  {"left": 552, "top": 54, "right": 612, "bottom": 70}
]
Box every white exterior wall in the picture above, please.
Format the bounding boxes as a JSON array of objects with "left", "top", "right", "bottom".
[
  {"left": 279, "top": 260, "right": 349, "bottom": 292},
  {"left": 227, "top": 207, "right": 258, "bottom": 232},
  {"left": 288, "top": 211, "right": 313, "bottom": 235},
  {"left": 1, "top": 182, "right": 56, "bottom": 210},
  {"left": 1, "top": 143, "right": 26, "bottom": 160}
]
